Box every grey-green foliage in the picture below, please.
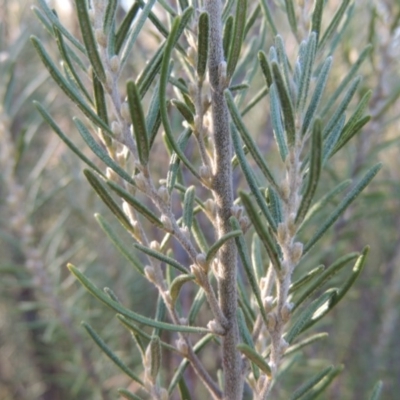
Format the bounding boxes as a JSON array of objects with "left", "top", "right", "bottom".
[{"left": 29, "top": 0, "right": 389, "bottom": 399}]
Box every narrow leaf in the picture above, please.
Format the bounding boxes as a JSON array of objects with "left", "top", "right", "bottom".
[
  {"left": 206, "top": 230, "right": 242, "bottom": 263},
  {"left": 118, "top": 389, "right": 143, "bottom": 400},
  {"left": 82, "top": 322, "right": 143, "bottom": 385},
  {"left": 289, "top": 366, "right": 334, "bottom": 400},
  {"left": 75, "top": 0, "right": 106, "bottom": 81},
  {"left": 304, "top": 164, "right": 381, "bottom": 254},
  {"left": 285, "top": 0, "right": 297, "bottom": 36},
  {"left": 182, "top": 186, "right": 196, "bottom": 230},
  {"left": 225, "top": 90, "right": 279, "bottom": 190},
  {"left": 74, "top": 118, "right": 136, "bottom": 185},
  {"left": 302, "top": 57, "right": 332, "bottom": 135},
  {"left": 293, "top": 252, "right": 359, "bottom": 311},
  {"left": 133, "top": 243, "right": 188, "bottom": 274},
  {"left": 160, "top": 17, "right": 201, "bottom": 181},
  {"left": 197, "top": 12, "right": 209, "bottom": 80},
  {"left": 170, "top": 274, "right": 195, "bottom": 306},
  {"left": 240, "top": 192, "right": 281, "bottom": 271},
  {"left": 369, "top": 381, "right": 383, "bottom": 400},
  {"left": 231, "top": 127, "right": 277, "bottom": 231},
  {"left": 106, "top": 180, "right": 163, "bottom": 228},
  {"left": 227, "top": 0, "right": 247, "bottom": 79},
  {"left": 84, "top": 169, "right": 134, "bottom": 233},
  {"left": 296, "top": 118, "right": 322, "bottom": 224},
  {"left": 284, "top": 332, "right": 328, "bottom": 357},
  {"left": 289, "top": 265, "right": 325, "bottom": 294},
  {"left": 172, "top": 99, "right": 194, "bottom": 125},
  {"left": 251, "top": 233, "right": 265, "bottom": 282},
  {"left": 127, "top": 80, "right": 149, "bottom": 165},
  {"left": 270, "top": 83, "right": 288, "bottom": 160},
  {"left": 310, "top": 0, "right": 324, "bottom": 42},
  {"left": 230, "top": 217, "right": 269, "bottom": 326},
  {"left": 68, "top": 264, "right": 209, "bottom": 333},
  {"left": 96, "top": 214, "right": 144, "bottom": 275},
  {"left": 259, "top": 0, "right": 278, "bottom": 35},
  {"left": 237, "top": 343, "right": 272, "bottom": 376},
  {"left": 258, "top": 50, "right": 273, "bottom": 87},
  {"left": 103, "top": 0, "right": 118, "bottom": 35},
  {"left": 34, "top": 102, "right": 104, "bottom": 177},
  {"left": 319, "top": 0, "right": 351, "bottom": 50},
  {"left": 115, "top": 1, "right": 140, "bottom": 54},
  {"left": 223, "top": 16, "right": 234, "bottom": 60}
]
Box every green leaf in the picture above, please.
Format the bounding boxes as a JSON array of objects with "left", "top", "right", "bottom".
[
  {"left": 302, "top": 57, "right": 332, "bottom": 135},
  {"left": 223, "top": 15, "right": 234, "bottom": 60},
  {"left": 197, "top": 12, "right": 209, "bottom": 80},
  {"left": 149, "top": 335, "right": 161, "bottom": 381},
  {"left": 289, "top": 366, "right": 334, "bottom": 400},
  {"left": 289, "top": 265, "right": 325, "bottom": 295},
  {"left": 188, "top": 287, "right": 206, "bottom": 326},
  {"left": 53, "top": 26, "right": 92, "bottom": 103},
  {"left": 321, "top": 45, "right": 371, "bottom": 116},
  {"left": 168, "top": 334, "right": 214, "bottom": 394},
  {"left": 310, "top": 0, "right": 324, "bottom": 42},
  {"left": 259, "top": 0, "right": 278, "bottom": 36},
  {"left": 96, "top": 214, "right": 145, "bottom": 275},
  {"left": 286, "top": 291, "right": 335, "bottom": 344},
  {"left": 240, "top": 192, "right": 281, "bottom": 272},
  {"left": 285, "top": 0, "right": 297, "bottom": 37},
  {"left": 293, "top": 252, "right": 359, "bottom": 311},
  {"left": 34, "top": 102, "right": 105, "bottom": 177},
  {"left": 206, "top": 230, "right": 242, "bottom": 264},
  {"left": 191, "top": 217, "right": 209, "bottom": 254},
  {"left": 272, "top": 61, "right": 295, "bottom": 148},
  {"left": 106, "top": 180, "right": 163, "bottom": 228},
  {"left": 178, "top": 378, "right": 192, "bottom": 400},
  {"left": 117, "top": 315, "right": 177, "bottom": 353},
  {"left": 74, "top": 118, "right": 136, "bottom": 185},
  {"left": 322, "top": 115, "right": 345, "bottom": 163},
  {"left": 82, "top": 322, "right": 144, "bottom": 385},
  {"left": 31, "top": 36, "right": 112, "bottom": 135},
  {"left": 75, "top": 0, "right": 106, "bottom": 81},
  {"left": 300, "top": 365, "right": 344, "bottom": 400},
  {"left": 172, "top": 99, "right": 195, "bottom": 125},
  {"left": 369, "top": 381, "right": 383, "bottom": 400},
  {"left": 270, "top": 83, "right": 289, "bottom": 160},
  {"left": 323, "top": 77, "right": 361, "bottom": 139},
  {"left": 84, "top": 170, "right": 134, "bottom": 233},
  {"left": 146, "top": 80, "right": 162, "bottom": 148},
  {"left": 115, "top": 1, "right": 140, "bottom": 54},
  {"left": 231, "top": 126, "right": 277, "bottom": 231},
  {"left": 266, "top": 187, "right": 283, "bottom": 225},
  {"left": 227, "top": 0, "right": 247, "bottom": 79},
  {"left": 133, "top": 243, "right": 188, "bottom": 274},
  {"left": 69, "top": 264, "right": 208, "bottom": 333},
  {"left": 275, "top": 35, "right": 292, "bottom": 92},
  {"left": 284, "top": 332, "right": 328, "bottom": 357},
  {"left": 304, "top": 164, "right": 381, "bottom": 254},
  {"left": 118, "top": 388, "right": 143, "bottom": 400},
  {"left": 182, "top": 186, "right": 196, "bottom": 230},
  {"left": 297, "top": 33, "right": 317, "bottom": 112},
  {"left": 230, "top": 217, "right": 269, "bottom": 326},
  {"left": 319, "top": 0, "right": 351, "bottom": 50},
  {"left": 298, "top": 179, "right": 351, "bottom": 232},
  {"left": 170, "top": 274, "right": 195, "bottom": 306},
  {"left": 258, "top": 50, "right": 273, "bottom": 88},
  {"left": 92, "top": 71, "right": 111, "bottom": 146},
  {"left": 332, "top": 115, "right": 370, "bottom": 155},
  {"left": 127, "top": 80, "right": 149, "bottom": 165},
  {"left": 237, "top": 343, "right": 272, "bottom": 376},
  {"left": 103, "top": 0, "right": 117, "bottom": 36},
  {"left": 119, "top": 0, "right": 158, "bottom": 69},
  {"left": 296, "top": 118, "right": 322, "bottom": 224},
  {"left": 160, "top": 16, "right": 201, "bottom": 181},
  {"left": 225, "top": 90, "right": 279, "bottom": 190},
  {"left": 251, "top": 233, "right": 265, "bottom": 283},
  {"left": 241, "top": 87, "right": 269, "bottom": 117},
  {"left": 37, "top": 0, "right": 86, "bottom": 53},
  {"left": 244, "top": 4, "right": 261, "bottom": 38},
  {"left": 237, "top": 308, "right": 259, "bottom": 379}
]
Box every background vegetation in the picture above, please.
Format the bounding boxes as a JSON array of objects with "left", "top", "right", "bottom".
[{"left": 0, "top": 0, "right": 399, "bottom": 399}]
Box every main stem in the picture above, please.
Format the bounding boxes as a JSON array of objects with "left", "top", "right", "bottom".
[{"left": 205, "top": 1, "right": 243, "bottom": 399}]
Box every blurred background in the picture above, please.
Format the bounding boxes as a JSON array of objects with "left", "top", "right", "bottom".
[{"left": 0, "top": 0, "right": 399, "bottom": 399}]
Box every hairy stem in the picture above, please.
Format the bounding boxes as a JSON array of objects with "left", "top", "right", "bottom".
[{"left": 205, "top": 1, "right": 243, "bottom": 399}]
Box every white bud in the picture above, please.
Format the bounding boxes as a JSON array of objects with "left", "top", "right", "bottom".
[
  {"left": 134, "top": 172, "right": 147, "bottom": 191},
  {"left": 287, "top": 213, "right": 296, "bottom": 236},
  {"left": 176, "top": 337, "right": 188, "bottom": 355},
  {"left": 144, "top": 265, "right": 157, "bottom": 283},
  {"left": 266, "top": 312, "right": 277, "bottom": 331},
  {"left": 277, "top": 222, "right": 288, "bottom": 244},
  {"left": 204, "top": 198, "right": 216, "bottom": 216},
  {"left": 179, "top": 317, "right": 188, "bottom": 325},
  {"left": 95, "top": 29, "right": 107, "bottom": 47},
  {"left": 161, "top": 215, "right": 173, "bottom": 232},
  {"left": 160, "top": 388, "right": 169, "bottom": 400},
  {"left": 199, "top": 165, "right": 212, "bottom": 181},
  {"left": 291, "top": 242, "right": 303, "bottom": 264},
  {"left": 190, "top": 264, "right": 206, "bottom": 285},
  {"left": 111, "top": 120, "right": 122, "bottom": 137},
  {"left": 196, "top": 253, "right": 208, "bottom": 272},
  {"left": 109, "top": 55, "right": 120, "bottom": 73},
  {"left": 207, "top": 319, "right": 225, "bottom": 335},
  {"left": 280, "top": 302, "right": 293, "bottom": 323},
  {"left": 157, "top": 185, "right": 170, "bottom": 204},
  {"left": 280, "top": 338, "right": 289, "bottom": 355},
  {"left": 239, "top": 216, "right": 250, "bottom": 231},
  {"left": 180, "top": 225, "right": 190, "bottom": 238},
  {"left": 150, "top": 240, "right": 160, "bottom": 251},
  {"left": 88, "top": 9, "right": 95, "bottom": 23},
  {"left": 121, "top": 102, "right": 131, "bottom": 123},
  {"left": 263, "top": 296, "right": 274, "bottom": 313}
]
